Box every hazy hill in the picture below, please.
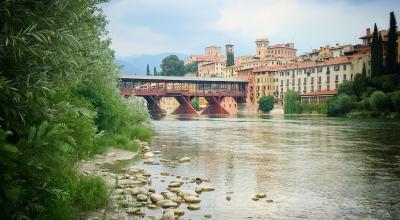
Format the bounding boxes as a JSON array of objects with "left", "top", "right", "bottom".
[{"left": 116, "top": 52, "right": 187, "bottom": 75}]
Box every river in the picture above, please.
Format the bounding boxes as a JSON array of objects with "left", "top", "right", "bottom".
[{"left": 131, "top": 115, "right": 400, "bottom": 219}]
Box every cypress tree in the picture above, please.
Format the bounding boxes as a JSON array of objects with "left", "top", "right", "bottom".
[
  {"left": 377, "top": 34, "right": 384, "bottom": 75},
  {"left": 153, "top": 66, "right": 157, "bottom": 76},
  {"left": 386, "top": 11, "right": 398, "bottom": 74},
  {"left": 371, "top": 24, "right": 379, "bottom": 76},
  {"left": 146, "top": 64, "right": 150, "bottom": 75},
  {"left": 362, "top": 62, "right": 367, "bottom": 77},
  {"left": 226, "top": 52, "right": 235, "bottom": 67}
]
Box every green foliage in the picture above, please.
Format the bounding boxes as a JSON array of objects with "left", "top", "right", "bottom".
[
  {"left": 146, "top": 64, "right": 151, "bottom": 75},
  {"left": 184, "top": 61, "right": 198, "bottom": 74},
  {"left": 371, "top": 24, "right": 384, "bottom": 76},
  {"left": 353, "top": 73, "right": 368, "bottom": 97},
  {"left": 192, "top": 98, "right": 201, "bottom": 111},
  {"left": 226, "top": 52, "right": 235, "bottom": 67},
  {"left": 338, "top": 81, "right": 355, "bottom": 96},
  {"left": 386, "top": 12, "right": 398, "bottom": 74},
  {"left": 327, "top": 94, "right": 352, "bottom": 116},
  {"left": 160, "top": 55, "right": 185, "bottom": 76},
  {"left": 369, "top": 91, "right": 393, "bottom": 112},
  {"left": 300, "top": 103, "right": 328, "bottom": 114},
  {"left": 392, "top": 91, "right": 400, "bottom": 113},
  {"left": 0, "top": 1, "right": 152, "bottom": 219},
  {"left": 259, "top": 96, "right": 275, "bottom": 112},
  {"left": 284, "top": 90, "right": 301, "bottom": 114}
]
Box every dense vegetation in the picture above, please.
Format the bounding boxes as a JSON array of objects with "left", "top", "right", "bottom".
[
  {"left": 258, "top": 96, "right": 274, "bottom": 112},
  {"left": 160, "top": 55, "right": 185, "bottom": 76},
  {"left": 0, "top": 1, "right": 152, "bottom": 219},
  {"left": 283, "top": 91, "right": 327, "bottom": 114},
  {"left": 327, "top": 12, "right": 400, "bottom": 118}
]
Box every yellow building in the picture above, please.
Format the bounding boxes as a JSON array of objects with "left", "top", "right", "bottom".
[
  {"left": 252, "top": 67, "right": 275, "bottom": 104},
  {"left": 159, "top": 97, "right": 180, "bottom": 115}
]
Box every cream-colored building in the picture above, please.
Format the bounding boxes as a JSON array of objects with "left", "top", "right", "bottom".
[
  {"left": 198, "top": 61, "right": 226, "bottom": 77},
  {"left": 272, "top": 54, "right": 371, "bottom": 103},
  {"left": 159, "top": 97, "right": 180, "bottom": 115}
]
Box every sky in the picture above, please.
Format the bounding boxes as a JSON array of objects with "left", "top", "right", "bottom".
[{"left": 102, "top": 0, "right": 399, "bottom": 57}]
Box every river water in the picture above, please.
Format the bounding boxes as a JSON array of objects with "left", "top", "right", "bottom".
[{"left": 135, "top": 115, "right": 400, "bottom": 219}]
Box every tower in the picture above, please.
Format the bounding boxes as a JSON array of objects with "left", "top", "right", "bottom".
[{"left": 255, "top": 38, "right": 269, "bottom": 59}]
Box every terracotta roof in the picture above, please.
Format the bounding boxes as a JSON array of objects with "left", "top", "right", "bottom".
[
  {"left": 251, "top": 54, "right": 368, "bottom": 73},
  {"left": 301, "top": 90, "right": 337, "bottom": 96}
]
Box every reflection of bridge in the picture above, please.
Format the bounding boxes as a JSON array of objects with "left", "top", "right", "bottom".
[{"left": 119, "top": 75, "right": 248, "bottom": 115}]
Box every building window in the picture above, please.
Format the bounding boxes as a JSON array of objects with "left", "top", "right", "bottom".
[
  {"left": 343, "top": 64, "right": 347, "bottom": 70},
  {"left": 334, "top": 65, "right": 340, "bottom": 71},
  {"left": 304, "top": 86, "right": 307, "bottom": 91},
  {"left": 311, "top": 77, "right": 314, "bottom": 83},
  {"left": 318, "top": 85, "right": 321, "bottom": 91},
  {"left": 327, "top": 85, "right": 330, "bottom": 91},
  {"left": 311, "top": 86, "right": 314, "bottom": 91},
  {"left": 304, "top": 78, "right": 307, "bottom": 83},
  {"left": 327, "top": 76, "right": 330, "bottom": 83},
  {"left": 351, "top": 74, "right": 353, "bottom": 80},
  {"left": 317, "top": 67, "right": 323, "bottom": 73},
  {"left": 318, "top": 76, "right": 321, "bottom": 83},
  {"left": 335, "top": 84, "right": 338, "bottom": 89},
  {"left": 343, "top": 74, "right": 347, "bottom": 80},
  {"left": 335, "top": 75, "right": 339, "bottom": 81}
]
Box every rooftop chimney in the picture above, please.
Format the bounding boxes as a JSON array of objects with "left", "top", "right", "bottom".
[{"left": 366, "top": 28, "right": 371, "bottom": 35}]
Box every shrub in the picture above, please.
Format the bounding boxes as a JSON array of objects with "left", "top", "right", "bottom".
[
  {"left": 369, "top": 91, "right": 392, "bottom": 111},
  {"left": 338, "top": 81, "right": 355, "bottom": 96},
  {"left": 391, "top": 91, "right": 400, "bottom": 113},
  {"left": 327, "top": 94, "right": 352, "bottom": 116},
  {"left": 284, "top": 91, "right": 301, "bottom": 114},
  {"left": 259, "top": 96, "right": 275, "bottom": 112}
]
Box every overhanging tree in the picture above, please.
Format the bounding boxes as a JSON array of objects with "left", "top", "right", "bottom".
[
  {"left": 146, "top": 64, "right": 151, "bottom": 75},
  {"left": 160, "top": 55, "right": 184, "bottom": 76}
]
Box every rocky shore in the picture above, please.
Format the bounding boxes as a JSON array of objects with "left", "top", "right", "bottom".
[
  {"left": 80, "top": 141, "right": 216, "bottom": 220},
  {"left": 81, "top": 140, "right": 272, "bottom": 220}
]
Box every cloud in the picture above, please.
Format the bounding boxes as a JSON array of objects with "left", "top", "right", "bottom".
[{"left": 102, "top": 0, "right": 398, "bottom": 56}]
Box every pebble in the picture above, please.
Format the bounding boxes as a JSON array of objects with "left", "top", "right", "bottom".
[
  {"left": 252, "top": 197, "right": 259, "bottom": 201},
  {"left": 106, "top": 152, "right": 116, "bottom": 157},
  {"left": 125, "top": 207, "right": 140, "bottom": 214},
  {"left": 256, "top": 193, "right": 266, "bottom": 199},
  {"left": 161, "top": 172, "right": 170, "bottom": 176},
  {"left": 161, "top": 209, "right": 175, "bottom": 220},
  {"left": 143, "top": 152, "right": 154, "bottom": 158},
  {"left": 184, "top": 195, "right": 201, "bottom": 203},
  {"left": 150, "top": 193, "right": 164, "bottom": 203},
  {"left": 136, "top": 194, "right": 148, "bottom": 202},
  {"left": 162, "top": 201, "right": 178, "bottom": 208},
  {"left": 178, "top": 157, "right": 191, "bottom": 163},
  {"left": 187, "top": 204, "right": 200, "bottom": 210},
  {"left": 266, "top": 199, "right": 274, "bottom": 203},
  {"left": 168, "top": 182, "right": 181, "bottom": 187},
  {"left": 226, "top": 195, "right": 232, "bottom": 201},
  {"left": 174, "top": 209, "right": 185, "bottom": 216},
  {"left": 204, "top": 214, "right": 212, "bottom": 218}
]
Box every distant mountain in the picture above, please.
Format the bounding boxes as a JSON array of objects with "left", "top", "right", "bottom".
[{"left": 116, "top": 52, "right": 187, "bottom": 75}]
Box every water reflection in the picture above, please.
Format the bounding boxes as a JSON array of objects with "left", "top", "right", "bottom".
[{"left": 142, "top": 116, "right": 400, "bottom": 219}]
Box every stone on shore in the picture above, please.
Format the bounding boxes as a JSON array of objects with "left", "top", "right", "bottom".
[
  {"left": 252, "top": 197, "right": 259, "bottom": 201},
  {"left": 125, "top": 207, "right": 140, "bottom": 214},
  {"left": 150, "top": 193, "right": 164, "bottom": 203},
  {"left": 168, "top": 182, "right": 181, "bottom": 187},
  {"left": 204, "top": 214, "right": 212, "bottom": 218},
  {"left": 143, "top": 152, "right": 154, "bottom": 158},
  {"left": 226, "top": 195, "right": 232, "bottom": 201},
  {"left": 136, "top": 194, "right": 148, "bottom": 202},
  {"left": 187, "top": 204, "right": 200, "bottom": 210},
  {"left": 200, "top": 185, "right": 215, "bottom": 192},
  {"left": 184, "top": 195, "right": 201, "bottom": 203},
  {"left": 178, "top": 157, "right": 191, "bottom": 163},
  {"left": 174, "top": 209, "right": 185, "bottom": 216},
  {"left": 161, "top": 209, "right": 175, "bottom": 220},
  {"left": 162, "top": 201, "right": 178, "bottom": 208},
  {"left": 160, "top": 172, "right": 170, "bottom": 176},
  {"left": 178, "top": 190, "right": 198, "bottom": 197},
  {"left": 256, "top": 193, "right": 266, "bottom": 199},
  {"left": 106, "top": 152, "right": 116, "bottom": 157}
]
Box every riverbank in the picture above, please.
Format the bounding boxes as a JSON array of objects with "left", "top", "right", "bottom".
[{"left": 81, "top": 141, "right": 223, "bottom": 220}]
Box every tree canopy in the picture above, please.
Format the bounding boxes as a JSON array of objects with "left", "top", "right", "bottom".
[
  {"left": 160, "top": 55, "right": 185, "bottom": 76},
  {"left": 259, "top": 96, "right": 275, "bottom": 112},
  {"left": 0, "top": 1, "right": 151, "bottom": 219}
]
